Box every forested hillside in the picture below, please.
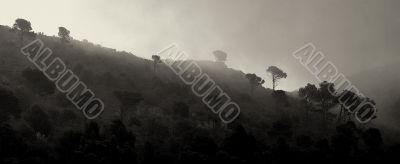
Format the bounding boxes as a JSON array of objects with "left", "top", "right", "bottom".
[{"left": 1, "top": 23, "right": 400, "bottom": 163}]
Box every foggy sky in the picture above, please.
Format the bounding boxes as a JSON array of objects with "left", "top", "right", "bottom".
[{"left": 1, "top": 0, "right": 400, "bottom": 91}]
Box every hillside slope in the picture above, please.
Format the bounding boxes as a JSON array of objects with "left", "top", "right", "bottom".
[
  {"left": 2, "top": 24, "right": 400, "bottom": 163},
  {"left": 0, "top": 25, "right": 286, "bottom": 129}
]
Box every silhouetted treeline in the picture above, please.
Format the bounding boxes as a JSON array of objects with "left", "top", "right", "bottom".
[{"left": 1, "top": 120, "right": 400, "bottom": 164}]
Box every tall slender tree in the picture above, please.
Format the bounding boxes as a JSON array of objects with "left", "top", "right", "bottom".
[{"left": 266, "top": 66, "right": 287, "bottom": 90}]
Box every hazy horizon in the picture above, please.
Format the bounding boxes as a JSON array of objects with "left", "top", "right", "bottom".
[
  {"left": 2, "top": 1, "right": 400, "bottom": 163},
  {"left": 2, "top": 0, "right": 400, "bottom": 91}
]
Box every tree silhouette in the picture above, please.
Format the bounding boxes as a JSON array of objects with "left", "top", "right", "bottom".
[
  {"left": 13, "top": 18, "right": 32, "bottom": 46},
  {"left": 336, "top": 90, "right": 357, "bottom": 123},
  {"left": 58, "top": 27, "right": 71, "bottom": 43},
  {"left": 299, "top": 83, "right": 318, "bottom": 122},
  {"left": 299, "top": 83, "right": 318, "bottom": 102},
  {"left": 336, "top": 90, "right": 377, "bottom": 123},
  {"left": 316, "top": 81, "right": 337, "bottom": 123},
  {"left": 358, "top": 97, "right": 377, "bottom": 121},
  {"left": 151, "top": 55, "right": 162, "bottom": 72},
  {"left": 245, "top": 73, "right": 265, "bottom": 95},
  {"left": 266, "top": 66, "right": 287, "bottom": 90},
  {"left": 213, "top": 50, "right": 227, "bottom": 63},
  {"left": 299, "top": 82, "right": 337, "bottom": 124},
  {"left": 13, "top": 18, "right": 32, "bottom": 32}
]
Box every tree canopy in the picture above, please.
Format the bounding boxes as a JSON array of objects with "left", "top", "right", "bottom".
[
  {"left": 58, "top": 27, "right": 71, "bottom": 43},
  {"left": 245, "top": 73, "right": 265, "bottom": 95},
  {"left": 13, "top": 18, "right": 32, "bottom": 32},
  {"left": 299, "top": 83, "right": 318, "bottom": 102},
  {"left": 266, "top": 66, "right": 287, "bottom": 90},
  {"left": 213, "top": 50, "right": 227, "bottom": 63}
]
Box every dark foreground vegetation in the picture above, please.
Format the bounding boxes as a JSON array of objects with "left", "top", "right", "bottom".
[{"left": 1, "top": 19, "right": 400, "bottom": 164}]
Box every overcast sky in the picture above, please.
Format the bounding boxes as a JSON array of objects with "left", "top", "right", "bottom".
[{"left": 1, "top": 0, "right": 399, "bottom": 91}]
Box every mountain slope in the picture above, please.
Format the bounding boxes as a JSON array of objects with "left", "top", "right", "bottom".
[{"left": 0, "top": 25, "right": 284, "bottom": 128}]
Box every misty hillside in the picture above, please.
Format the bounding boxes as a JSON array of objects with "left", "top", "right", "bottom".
[
  {"left": 0, "top": 24, "right": 283, "bottom": 123},
  {"left": 349, "top": 63, "right": 400, "bottom": 130},
  {"left": 1, "top": 23, "right": 304, "bottom": 139},
  {"left": 2, "top": 23, "right": 400, "bottom": 163},
  {"left": 0, "top": 23, "right": 397, "bottom": 135}
]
